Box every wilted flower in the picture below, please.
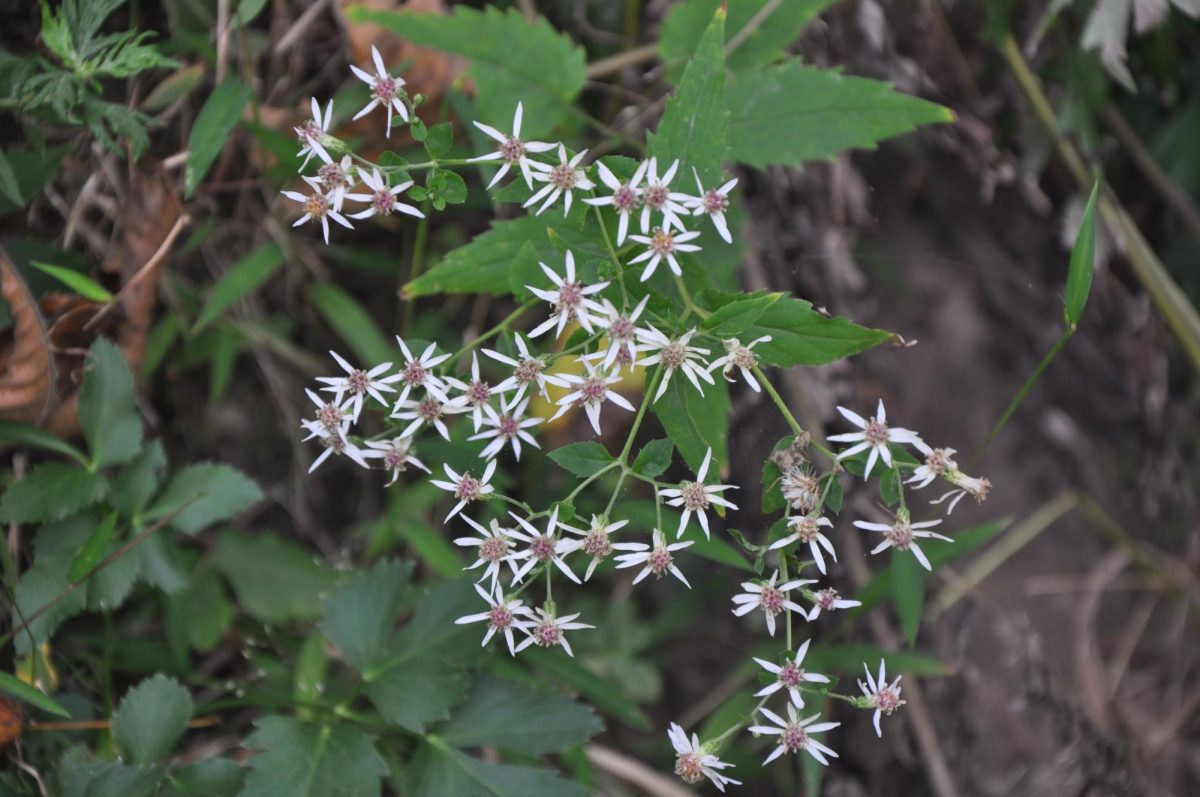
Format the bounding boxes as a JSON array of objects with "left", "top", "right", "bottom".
[{"left": 667, "top": 723, "right": 741, "bottom": 792}]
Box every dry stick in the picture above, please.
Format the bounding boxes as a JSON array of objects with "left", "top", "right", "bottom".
[
  {"left": 999, "top": 35, "right": 1200, "bottom": 373},
  {"left": 585, "top": 744, "right": 695, "bottom": 797},
  {"left": 724, "top": 0, "right": 785, "bottom": 57},
  {"left": 0, "top": 504, "right": 193, "bottom": 652},
  {"left": 83, "top": 213, "right": 190, "bottom": 333},
  {"left": 29, "top": 717, "right": 220, "bottom": 732},
  {"left": 585, "top": 43, "right": 660, "bottom": 80},
  {"left": 274, "top": 0, "right": 331, "bottom": 56},
  {"left": 1099, "top": 104, "right": 1200, "bottom": 253}
]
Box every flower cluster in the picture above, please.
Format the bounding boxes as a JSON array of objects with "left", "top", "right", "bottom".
[{"left": 289, "top": 50, "right": 996, "bottom": 790}]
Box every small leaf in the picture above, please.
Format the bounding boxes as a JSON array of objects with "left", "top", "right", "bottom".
[
  {"left": 441, "top": 674, "right": 602, "bottom": 755},
  {"left": 112, "top": 674, "right": 193, "bottom": 764},
  {"left": 67, "top": 511, "right": 118, "bottom": 582},
  {"left": 424, "top": 122, "right": 454, "bottom": 159},
  {"left": 742, "top": 296, "right": 892, "bottom": 367},
  {"left": 78, "top": 338, "right": 143, "bottom": 468},
  {"left": 702, "top": 292, "right": 780, "bottom": 338},
  {"left": 163, "top": 758, "right": 245, "bottom": 797},
  {"left": 147, "top": 463, "right": 262, "bottom": 534},
  {"left": 0, "top": 420, "right": 89, "bottom": 465},
  {"left": 652, "top": 374, "right": 730, "bottom": 472},
  {"left": 1065, "top": 179, "right": 1100, "bottom": 328},
  {"left": 0, "top": 670, "right": 71, "bottom": 718},
  {"left": 0, "top": 462, "right": 107, "bottom": 523},
  {"left": 195, "top": 243, "right": 285, "bottom": 332},
  {"left": 307, "top": 282, "right": 394, "bottom": 367},
  {"left": 186, "top": 79, "right": 252, "bottom": 197},
  {"left": 631, "top": 439, "right": 673, "bottom": 478},
  {"left": 31, "top": 261, "right": 113, "bottom": 301},
  {"left": 548, "top": 442, "right": 616, "bottom": 478}
]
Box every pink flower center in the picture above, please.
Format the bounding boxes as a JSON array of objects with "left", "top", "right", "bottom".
[
  {"left": 303, "top": 193, "right": 330, "bottom": 218},
  {"left": 613, "top": 347, "right": 634, "bottom": 368},
  {"left": 557, "top": 282, "right": 583, "bottom": 312},
  {"left": 674, "top": 752, "right": 704, "bottom": 784},
  {"left": 455, "top": 473, "right": 480, "bottom": 501},
  {"left": 649, "top": 228, "right": 676, "bottom": 255},
  {"left": 613, "top": 184, "right": 639, "bottom": 212},
  {"left": 500, "top": 137, "right": 524, "bottom": 162},
  {"left": 317, "top": 403, "right": 343, "bottom": 430},
  {"left": 322, "top": 434, "right": 346, "bottom": 454},
  {"left": 372, "top": 76, "right": 398, "bottom": 103},
  {"left": 479, "top": 535, "right": 509, "bottom": 562},
  {"left": 702, "top": 189, "right": 728, "bottom": 215},
  {"left": 347, "top": 369, "right": 370, "bottom": 395},
  {"left": 299, "top": 119, "right": 322, "bottom": 143},
  {"left": 549, "top": 163, "right": 577, "bottom": 190},
  {"left": 580, "top": 377, "right": 607, "bottom": 404},
  {"left": 815, "top": 588, "right": 840, "bottom": 611},
  {"left": 661, "top": 341, "right": 686, "bottom": 369},
  {"left": 886, "top": 522, "right": 914, "bottom": 551},
  {"left": 759, "top": 585, "right": 785, "bottom": 615},
  {"left": 608, "top": 316, "right": 635, "bottom": 341},
  {"left": 466, "top": 381, "right": 491, "bottom": 404},
  {"left": 372, "top": 189, "right": 396, "bottom": 214},
  {"left": 781, "top": 723, "right": 808, "bottom": 753},
  {"left": 533, "top": 619, "right": 562, "bottom": 647},
  {"left": 926, "top": 448, "right": 950, "bottom": 475},
  {"left": 648, "top": 546, "right": 673, "bottom": 576},
  {"left": 514, "top": 358, "right": 542, "bottom": 385},
  {"left": 417, "top": 397, "right": 442, "bottom": 422},
  {"left": 497, "top": 415, "right": 520, "bottom": 438},
  {"left": 876, "top": 686, "right": 902, "bottom": 714},
  {"left": 778, "top": 661, "right": 804, "bottom": 688},
  {"left": 317, "top": 161, "right": 349, "bottom": 189},
  {"left": 679, "top": 481, "right": 709, "bottom": 512},
  {"left": 530, "top": 535, "right": 556, "bottom": 562},
  {"left": 643, "top": 184, "right": 668, "bottom": 210},
  {"left": 488, "top": 604, "right": 514, "bottom": 630},
  {"left": 582, "top": 530, "right": 612, "bottom": 559},
  {"left": 403, "top": 361, "right": 427, "bottom": 386},
  {"left": 864, "top": 417, "right": 889, "bottom": 446},
  {"left": 791, "top": 517, "right": 819, "bottom": 543},
  {"left": 383, "top": 449, "right": 408, "bottom": 470},
  {"left": 733, "top": 346, "right": 757, "bottom": 370}
]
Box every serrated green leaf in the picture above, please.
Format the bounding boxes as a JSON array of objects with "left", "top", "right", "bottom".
[
  {"left": 320, "top": 560, "right": 412, "bottom": 671},
  {"left": 58, "top": 759, "right": 165, "bottom": 797},
  {"left": 0, "top": 420, "right": 89, "bottom": 465},
  {"left": 652, "top": 373, "right": 730, "bottom": 472},
  {"left": 67, "top": 511, "right": 118, "bottom": 582},
  {"left": 1065, "top": 180, "right": 1100, "bottom": 328},
  {"left": 110, "top": 439, "right": 168, "bottom": 517},
  {"left": 162, "top": 758, "right": 245, "bottom": 797},
  {"left": 112, "top": 675, "right": 193, "bottom": 764},
  {"left": 441, "top": 674, "right": 602, "bottom": 755},
  {"left": 186, "top": 79, "right": 251, "bottom": 197},
  {"left": 364, "top": 658, "right": 468, "bottom": 733},
  {"left": 195, "top": 243, "right": 285, "bottom": 332},
  {"left": 307, "top": 281, "right": 394, "bottom": 367},
  {"left": 239, "top": 717, "right": 386, "bottom": 797},
  {"left": 12, "top": 516, "right": 92, "bottom": 653},
  {"left": 350, "top": 6, "right": 585, "bottom": 138},
  {"left": 211, "top": 530, "right": 334, "bottom": 623},
  {"left": 647, "top": 6, "right": 728, "bottom": 185},
  {"left": 547, "top": 442, "right": 616, "bottom": 478},
  {"left": 728, "top": 62, "right": 954, "bottom": 169},
  {"left": 397, "top": 740, "right": 587, "bottom": 797},
  {"left": 424, "top": 122, "right": 454, "bottom": 159},
  {"left": 520, "top": 647, "right": 652, "bottom": 731},
  {"left": 166, "top": 568, "right": 233, "bottom": 652},
  {"left": 702, "top": 292, "right": 781, "bottom": 338},
  {"left": 78, "top": 337, "right": 142, "bottom": 467},
  {"left": 147, "top": 463, "right": 261, "bottom": 534},
  {"left": 0, "top": 462, "right": 107, "bottom": 524},
  {"left": 31, "top": 261, "right": 113, "bottom": 301},
  {"left": 0, "top": 670, "right": 71, "bottom": 718},
  {"left": 890, "top": 552, "right": 924, "bottom": 646},
  {"left": 742, "top": 296, "right": 892, "bottom": 366},
  {"left": 631, "top": 439, "right": 673, "bottom": 478}
]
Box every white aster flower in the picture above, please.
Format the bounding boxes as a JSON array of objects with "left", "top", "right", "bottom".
[
  {"left": 454, "top": 582, "right": 533, "bottom": 656},
  {"left": 769, "top": 514, "right": 838, "bottom": 575},
  {"left": 660, "top": 448, "right": 737, "bottom": 539},
  {"left": 315, "top": 350, "right": 402, "bottom": 423},
  {"left": 453, "top": 515, "right": 519, "bottom": 591},
  {"left": 430, "top": 460, "right": 498, "bottom": 521},
  {"left": 636, "top": 326, "right": 714, "bottom": 402},
  {"left": 549, "top": 358, "right": 636, "bottom": 436},
  {"left": 583, "top": 159, "right": 647, "bottom": 244},
  {"left": 445, "top": 352, "right": 515, "bottom": 432},
  {"left": 585, "top": 296, "right": 650, "bottom": 373},
  {"left": 294, "top": 97, "right": 333, "bottom": 169},
  {"left": 506, "top": 508, "right": 583, "bottom": 585},
  {"left": 628, "top": 226, "right": 702, "bottom": 281},
  {"left": 687, "top": 169, "right": 738, "bottom": 244},
  {"left": 470, "top": 395, "right": 542, "bottom": 461},
  {"left": 390, "top": 393, "right": 466, "bottom": 441},
  {"left": 485, "top": 333, "right": 569, "bottom": 403},
  {"left": 313, "top": 152, "right": 355, "bottom": 211},
  {"left": 853, "top": 512, "right": 952, "bottom": 571},
  {"left": 349, "top": 45, "right": 410, "bottom": 137},
  {"left": 752, "top": 639, "right": 831, "bottom": 709},
  {"left": 344, "top": 167, "right": 424, "bottom": 221},
  {"left": 707, "top": 335, "right": 772, "bottom": 392},
  {"left": 828, "top": 399, "right": 924, "bottom": 478},
  {"left": 748, "top": 704, "right": 840, "bottom": 767},
  {"left": 526, "top": 251, "right": 610, "bottom": 339},
  {"left": 514, "top": 605, "right": 594, "bottom": 657},
  {"left": 524, "top": 144, "right": 594, "bottom": 215},
  {"left": 858, "top": 659, "right": 905, "bottom": 738},
  {"left": 563, "top": 514, "right": 629, "bottom": 581},
  {"left": 468, "top": 102, "right": 556, "bottom": 189},
  {"left": 667, "top": 723, "right": 741, "bottom": 793},
  {"left": 303, "top": 421, "right": 370, "bottom": 474},
  {"left": 361, "top": 436, "right": 429, "bottom": 486},
  {"left": 303, "top": 387, "right": 352, "bottom": 437},
  {"left": 730, "top": 570, "right": 812, "bottom": 637},
  {"left": 393, "top": 336, "right": 451, "bottom": 405},
  {"left": 908, "top": 445, "right": 992, "bottom": 514},
  {"left": 612, "top": 528, "right": 693, "bottom": 588},
  {"left": 637, "top": 157, "right": 691, "bottom": 233},
  {"left": 805, "top": 587, "right": 861, "bottom": 621},
  {"left": 281, "top": 176, "right": 353, "bottom": 245}
]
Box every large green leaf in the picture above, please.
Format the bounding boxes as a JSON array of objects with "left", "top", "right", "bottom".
[
  {"left": 441, "top": 674, "right": 602, "bottom": 755},
  {"left": 647, "top": 6, "right": 728, "bottom": 185},
  {"left": 660, "top": 0, "right": 837, "bottom": 80},
  {"left": 239, "top": 718, "right": 387, "bottom": 797},
  {"left": 211, "top": 530, "right": 334, "bottom": 623},
  {"left": 651, "top": 374, "right": 730, "bottom": 473},
  {"left": 112, "top": 675, "right": 193, "bottom": 765},
  {"left": 186, "top": 79, "right": 252, "bottom": 197},
  {"left": 147, "top": 463, "right": 262, "bottom": 534},
  {"left": 349, "top": 6, "right": 585, "bottom": 138},
  {"left": 547, "top": 442, "right": 616, "bottom": 478},
  {"left": 397, "top": 741, "right": 587, "bottom": 797},
  {"left": 728, "top": 62, "right": 954, "bottom": 169},
  {"left": 195, "top": 243, "right": 285, "bottom": 332},
  {"left": 742, "top": 296, "right": 892, "bottom": 366},
  {"left": 77, "top": 337, "right": 142, "bottom": 467},
  {"left": 0, "top": 462, "right": 107, "bottom": 523},
  {"left": 363, "top": 659, "right": 467, "bottom": 733},
  {"left": 319, "top": 560, "right": 412, "bottom": 672}
]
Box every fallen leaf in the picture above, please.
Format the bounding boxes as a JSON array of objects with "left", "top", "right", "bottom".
[{"left": 0, "top": 247, "right": 56, "bottom": 425}]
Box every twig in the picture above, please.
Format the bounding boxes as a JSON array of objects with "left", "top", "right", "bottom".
[
  {"left": 215, "top": 0, "right": 230, "bottom": 84},
  {"left": 275, "top": 0, "right": 331, "bottom": 56},
  {"left": 83, "top": 213, "right": 190, "bottom": 333},
  {"left": 585, "top": 744, "right": 695, "bottom": 797},
  {"left": 585, "top": 44, "right": 659, "bottom": 80},
  {"left": 724, "top": 0, "right": 784, "bottom": 58}
]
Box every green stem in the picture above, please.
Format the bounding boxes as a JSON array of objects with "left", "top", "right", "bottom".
[
  {"left": 440, "top": 301, "right": 536, "bottom": 372},
  {"left": 780, "top": 556, "right": 793, "bottom": 650},
  {"left": 673, "top": 273, "right": 708, "bottom": 321},
  {"left": 620, "top": 367, "right": 663, "bottom": 464},
  {"left": 968, "top": 329, "right": 1073, "bottom": 468},
  {"left": 593, "top": 204, "right": 629, "bottom": 305},
  {"left": 401, "top": 200, "right": 432, "bottom": 337}
]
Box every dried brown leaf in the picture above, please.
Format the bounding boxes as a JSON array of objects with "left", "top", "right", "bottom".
[{"left": 0, "top": 247, "right": 56, "bottom": 425}]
